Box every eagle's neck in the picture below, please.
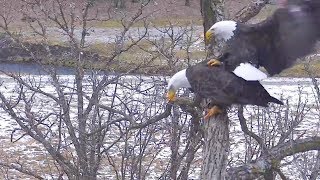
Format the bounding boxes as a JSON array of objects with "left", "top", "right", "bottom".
[{"left": 167, "top": 69, "right": 191, "bottom": 90}]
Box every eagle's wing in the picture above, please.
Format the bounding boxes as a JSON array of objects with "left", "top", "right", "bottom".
[
  {"left": 218, "top": 6, "right": 319, "bottom": 76},
  {"left": 186, "top": 62, "right": 282, "bottom": 107},
  {"left": 248, "top": 7, "right": 318, "bottom": 75},
  {"left": 307, "top": 0, "right": 320, "bottom": 30}
]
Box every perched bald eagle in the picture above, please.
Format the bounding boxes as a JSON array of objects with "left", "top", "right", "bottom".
[
  {"left": 167, "top": 60, "right": 283, "bottom": 119},
  {"left": 205, "top": 1, "right": 319, "bottom": 75}
]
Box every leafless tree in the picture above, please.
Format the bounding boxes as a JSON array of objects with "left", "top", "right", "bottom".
[
  {"left": 200, "top": 0, "right": 320, "bottom": 179},
  {"left": 0, "top": 0, "right": 204, "bottom": 179}
]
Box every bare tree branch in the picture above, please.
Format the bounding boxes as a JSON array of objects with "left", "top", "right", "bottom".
[
  {"left": 228, "top": 136, "right": 320, "bottom": 179},
  {"left": 233, "top": 0, "right": 269, "bottom": 22},
  {"left": 0, "top": 161, "right": 44, "bottom": 180},
  {"left": 238, "top": 105, "right": 267, "bottom": 151}
]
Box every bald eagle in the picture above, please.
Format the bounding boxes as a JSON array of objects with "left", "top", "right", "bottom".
[
  {"left": 205, "top": 2, "right": 319, "bottom": 75},
  {"left": 167, "top": 60, "right": 283, "bottom": 119}
]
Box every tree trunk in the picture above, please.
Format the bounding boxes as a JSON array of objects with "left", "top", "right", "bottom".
[
  {"left": 200, "top": 0, "right": 228, "bottom": 179},
  {"left": 200, "top": 0, "right": 224, "bottom": 37},
  {"left": 113, "top": 0, "right": 126, "bottom": 8},
  {"left": 185, "top": 0, "right": 190, "bottom": 6},
  {"left": 200, "top": 0, "right": 225, "bottom": 56},
  {"left": 201, "top": 111, "right": 229, "bottom": 180},
  {"left": 120, "top": 0, "right": 125, "bottom": 8}
]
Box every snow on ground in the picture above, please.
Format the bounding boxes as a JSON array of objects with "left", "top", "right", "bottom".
[{"left": 0, "top": 74, "right": 319, "bottom": 179}]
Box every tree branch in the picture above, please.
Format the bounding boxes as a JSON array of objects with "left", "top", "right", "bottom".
[
  {"left": 228, "top": 136, "right": 320, "bottom": 179},
  {"left": 271, "top": 136, "right": 320, "bottom": 160},
  {"left": 233, "top": 0, "right": 269, "bottom": 23},
  {"left": 238, "top": 105, "right": 267, "bottom": 151},
  {"left": 0, "top": 161, "right": 44, "bottom": 180}
]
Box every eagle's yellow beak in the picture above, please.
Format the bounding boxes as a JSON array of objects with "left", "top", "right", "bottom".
[
  {"left": 167, "top": 89, "right": 176, "bottom": 102},
  {"left": 205, "top": 30, "right": 214, "bottom": 43}
]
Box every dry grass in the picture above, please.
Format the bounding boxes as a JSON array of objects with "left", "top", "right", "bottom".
[
  {"left": 280, "top": 60, "right": 320, "bottom": 77},
  {"left": 88, "top": 17, "right": 203, "bottom": 28},
  {"left": 0, "top": 138, "right": 57, "bottom": 179}
]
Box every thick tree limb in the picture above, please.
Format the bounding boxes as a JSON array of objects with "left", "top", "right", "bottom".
[
  {"left": 227, "top": 136, "right": 320, "bottom": 179},
  {"left": 130, "top": 97, "right": 198, "bottom": 130},
  {"left": 233, "top": 0, "right": 270, "bottom": 23},
  {"left": 271, "top": 136, "right": 320, "bottom": 160},
  {"left": 0, "top": 161, "right": 44, "bottom": 180}
]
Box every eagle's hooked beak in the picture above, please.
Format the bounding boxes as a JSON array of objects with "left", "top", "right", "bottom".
[
  {"left": 167, "top": 89, "right": 176, "bottom": 102},
  {"left": 205, "top": 30, "right": 214, "bottom": 43}
]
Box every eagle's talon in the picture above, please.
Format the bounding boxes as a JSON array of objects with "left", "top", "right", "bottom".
[
  {"left": 168, "top": 97, "right": 176, "bottom": 102},
  {"left": 207, "top": 59, "right": 222, "bottom": 67},
  {"left": 204, "top": 105, "right": 223, "bottom": 120},
  {"left": 167, "top": 89, "right": 177, "bottom": 102}
]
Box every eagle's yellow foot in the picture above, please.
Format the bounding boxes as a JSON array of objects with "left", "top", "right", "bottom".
[
  {"left": 167, "top": 90, "right": 176, "bottom": 102},
  {"left": 167, "top": 96, "right": 176, "bottom": 102},
  {"left": 207, "top": 59, "right": 222, "bottom": 67},
  {"left": 204, "top": 106, "right": 223, "bottom": 120}
]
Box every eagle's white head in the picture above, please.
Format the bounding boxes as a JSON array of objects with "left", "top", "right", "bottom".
[
  {"left": 167, "top": 69, "right": 191, "bottom": 101},
  {"left": 205, "top": 20, "right": 237, "bottom": 42}
]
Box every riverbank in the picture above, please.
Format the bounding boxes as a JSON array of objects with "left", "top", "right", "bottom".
[{"left": 0, "top": 1, "right": 319, "bottom": 78}]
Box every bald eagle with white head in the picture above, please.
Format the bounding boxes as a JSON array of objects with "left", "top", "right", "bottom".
[
  {"left": 205, "top": 0, "right": 319, "bottom": 75},
  {"left": 167, "top": 60, "right": 283, "bottom": 119}
]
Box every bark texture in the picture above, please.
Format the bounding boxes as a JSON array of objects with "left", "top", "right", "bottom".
[
  {"left": 201, "top": 111, "right": 229, "bottom": 180},
  {"left": 227, "top": 137, "right": 320, "bottom": 179},
  {"left": 233, "top": 0, "right": 269, "bottom": 23},
  {"left": 199, "top": 0, "right": 272, "bottom": 179},
  {"left": 200, "top": 0, "right": 228, "bottom": 179},
  {"left": 200, "top": 0, "right": 225, "bottom": 50}
]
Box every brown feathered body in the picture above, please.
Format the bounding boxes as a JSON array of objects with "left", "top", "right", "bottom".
[
  {"left": 186, "top": 61, "right": 283, "bottom": 108},
  {"left": 216, "top": 3, "right": 319, "bottom": 76}
]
